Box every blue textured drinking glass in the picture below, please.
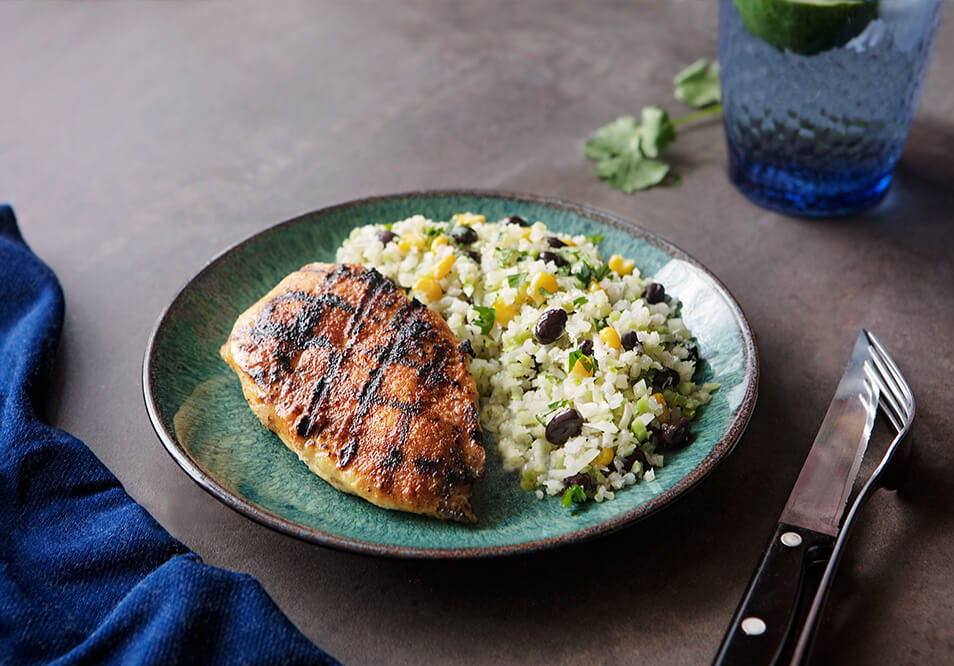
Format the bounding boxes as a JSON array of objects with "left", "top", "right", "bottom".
[{"left": 719, "top": 0, "right": 944, "bottom": 217}]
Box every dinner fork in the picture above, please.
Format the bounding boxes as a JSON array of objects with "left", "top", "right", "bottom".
[{"left": 789, "top": 330, "right": 916, "bottom": 665}]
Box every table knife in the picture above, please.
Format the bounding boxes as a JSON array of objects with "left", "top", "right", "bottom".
[{"left": 713, "top": 331, "right": 880, "bottom": 665}]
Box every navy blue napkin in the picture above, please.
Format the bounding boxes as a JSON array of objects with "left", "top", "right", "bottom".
[{"left": 0, "top": 205, "right": 338, "bottom": 665}]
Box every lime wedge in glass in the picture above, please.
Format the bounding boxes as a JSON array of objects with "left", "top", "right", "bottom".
[{"left": 733, "top": 0, "right": 880, "bottom": 55}]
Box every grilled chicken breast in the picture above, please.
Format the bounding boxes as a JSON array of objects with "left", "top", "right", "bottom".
[{"left": 220, "top": 263, "right": 485, "bottom": 523}]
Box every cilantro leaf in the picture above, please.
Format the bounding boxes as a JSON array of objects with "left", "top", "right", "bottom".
[
  {"left": 585, "top": 111, "right": 674, "bottom": 194},
  {"left": 572, "top": 296, "right": 588, "bottom": 308},
  {"left": 638, "top": 106, "right": 678, "bottom": 159},
  {"left": 574, "top": 260, "right": 611, "bottom": 288},
  {"left": 567, "top": 350, "right": 594, "bottom": 375},
  {"left": 584, "top": 115, "right": 639, "bottom": 161},
  {"left": 674, "top": 58, "right": 721, "bottom": 109},
  {"left": 574, "top": 262, "right": 593, "bottom": 289},
  {"left": 535, "top": 399, "right": 569, "bottom": 427},
  {"left": 560, "top": 484, "right": 587, "bottom": 508},
  {"left": 472, "top": 305, "right": 496, "bottom": 335},
  {"left": 592, "top": 262, "right": 611, "bottom": 282},
  {"left": 507, "top": 272, "right": 528, "bottom": 288},
  {"left": 584, "top": 234, "right": 604, "bottom": 244}
]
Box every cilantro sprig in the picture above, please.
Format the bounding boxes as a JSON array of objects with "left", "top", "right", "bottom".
[
  {"left": 584, "top": 59, "right": 722, "bottom": 194},
  {"left": 507, "top": 272, "right": 528, "bottom": 288},
  {"left": 560, "top": 484, "right": 587, "bottom": 508}
]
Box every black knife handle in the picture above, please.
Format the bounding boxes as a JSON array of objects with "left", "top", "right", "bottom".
[{"left": 713, "top": 523, "right": 835, "bottom": 666}]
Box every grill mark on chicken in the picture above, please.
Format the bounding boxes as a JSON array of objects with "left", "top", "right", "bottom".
[
  {"left": 289, "top": 267, "right": 399, "bottom": 444},
  {"left": 221, "top": 262, "right": 484, "bottom": 522}
]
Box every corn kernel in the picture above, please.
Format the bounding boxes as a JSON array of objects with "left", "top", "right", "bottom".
[
  {"left": 520, "top": 228, "right": 532, "bottom": 240},
  {"left": 398, "top": 233, "right": 425, "bottom": 252},
  {"left": 599, "top": 326, "right": 621, "bottom": 350},
  {"left": 430, "top": 254, "right": 456, "bottom": 279},
  {"left": 431, "top": 235, "right": 449, "bottom": 251},
  {"left": 593, "top": 447, "right": 615, "bottom": 467},
  {"left": 494, "top": 300, "right": 519, "bottom": 327},
  {"left": 651, "top": 392, "right": 670, "bottom": 422},
  {"left": 563, "top": 238, "right": 577, "bottom": 247},
  {"left": 608, "top": 254, "right": 635, "bottom": 276},
  {"left": 529, "top": 272, "right": 559, "bottom": 304},
  {"left": 570, "top": 354, "right": 595, "bottom": 379},
  {"left": 588, "top": 281, "right": 605, "bottom": 294},
  {"left": 455, "top": 213, "right": 485, "bottom": 225},
  {"left": 413, "top": 276, "right": 442, "bottom": 302}
]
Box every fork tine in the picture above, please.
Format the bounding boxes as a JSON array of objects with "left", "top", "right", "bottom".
[
  {"left": 865, "top": 330, "right": 915, "bottom": 409},
  {"left": 865, "top": 331, "right": 914, "bottom": 423},
  {"left": 864, "top": 360, "right": 903, "bottom": 431},
  {"left": 872, "top": 354, "right": 912, "bottom": 428},
  {"left": 872, "top": 361, "right": 904, "bottom": 424},
  {"left": 879, "top": 396, "right": 903, "bottom": 432}
]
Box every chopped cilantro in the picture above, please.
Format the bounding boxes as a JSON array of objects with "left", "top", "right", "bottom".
[
  {"left": 585, "top": 234, "right": 604, "bottom": 244},
  {"left": 573, "top": 296, "right": 588, "bottom": 308},
  {"left": 560, "top": 484, "right": 587, "bottom": 508},
  {"left": 472, "top": 305, "right": 496, "bottom": 335},
  {"left": 507, "top": 272, "right": 528, "bottom": 288},
  {"left": 535, "top": 399, "right": 569, "bottom": 426},
  {"left": 496, "top": 247, "right": 529, "bottom": 265},
  {"left": 574, "top": 260, "right": 611, "bottom": 288},
  {"left": 592, "top": 262, "right": 611, "bottom": 282},
  {"left": 567, "top": 350, "right": 595, "bottom": 375},
  {"left": 574, "top": 263, "right": 593, "bottom": 289}
]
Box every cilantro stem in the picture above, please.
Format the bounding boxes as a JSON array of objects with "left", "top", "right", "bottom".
[{"left": 672, "top": 104, "right": 723, "bottom": 127}]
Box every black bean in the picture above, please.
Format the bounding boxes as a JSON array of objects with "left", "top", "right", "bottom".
[
  {"left": 579, "top": 339, "right": 594, "bottom": 357},
  {"left": 562, "top": 472, "right": 593, "bottom": 493},
  {"left": 623, "top": 448, "right": 649, "bottom": 472},
  {"left": 534, "top": 308, "right": 567, "bottom": 345},
  {"left": 463, "top": 250, "right": 481, "bottom": 263},
  {"left": 545, "top": 236, "right": 566, "bottom": 248},
  {"left": 451, "top": 226, "right": 478, "bottom": 245},
  {"left": 458, "top": 339, "right": 475, "bottom": 357},
  {"left": 377, "top": 230, "right": 398, "bottom": 245},
  {"left": 653, "top": 367, "right": 681, "bottom": 390},
  {"left": 657, "top": 417, "right": 691, "bottom": 450},
  {"left": 539, "top": 251, "right": 568, "bottom": 268},
  {"left": 644, "top": 282, "right": 666, "bottom": 304},
  {"left": 620, "top": 330, "right": 640, "bottom": 351},
  {"left": 501, "top": 215, "right": 529, "bottom": 227},
  {"left": 546, "top": 408, "right": 583, "bottom": 446}
]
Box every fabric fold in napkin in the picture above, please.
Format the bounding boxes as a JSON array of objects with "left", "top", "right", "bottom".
[{"left": 0, "top": 205, "right": 338, "bottom": 665}]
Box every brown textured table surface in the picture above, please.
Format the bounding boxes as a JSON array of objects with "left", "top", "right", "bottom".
[{"left": 3, "top": 1, "right": 953, "bottom": 663}]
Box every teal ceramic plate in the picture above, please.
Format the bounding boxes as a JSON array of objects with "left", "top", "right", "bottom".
[{"left": 143, "top": 190, "right": 758, "bottom": 559}]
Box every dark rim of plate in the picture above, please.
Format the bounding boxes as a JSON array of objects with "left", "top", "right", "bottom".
[{"left": 142, "top": 189, "right": 759, "bottom": 560}]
